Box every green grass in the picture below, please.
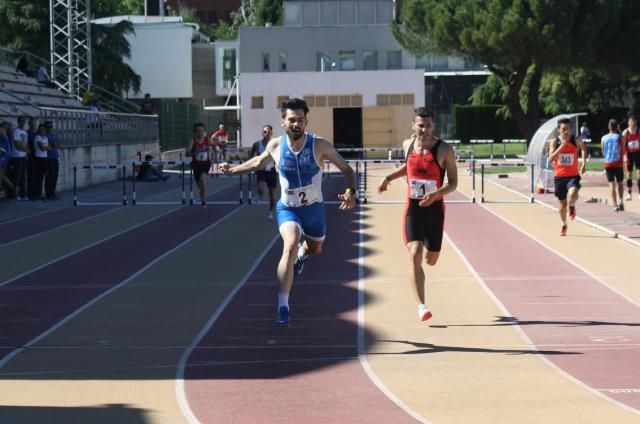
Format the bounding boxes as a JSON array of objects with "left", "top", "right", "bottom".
[
  {"left": 476, "top": 160, "right": 605, "bottom": 175},
  {"left": 455, "top": 143, "right": 528, "bottom": 159}
]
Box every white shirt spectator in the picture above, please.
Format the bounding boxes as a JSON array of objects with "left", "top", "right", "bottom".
[
  {"left": 34, "top": 134, "right": 48, "bottom": 158},
  {"left": 12, "top": 127, "right": 28, "bottom": 158},
  {"left": 37, "top": 66, "right": 50, "bottom": 83}
]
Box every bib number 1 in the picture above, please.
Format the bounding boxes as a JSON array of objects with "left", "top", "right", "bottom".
[{"left": 410, "top": 179, "right": 437, "bottom": 199}]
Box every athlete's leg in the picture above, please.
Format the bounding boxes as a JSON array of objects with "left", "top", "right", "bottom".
[
  {"left": 198, "top": 172, "right": 207, "bottom": 203},
  {"left": 425, "top": 250, "right": 440, "bottom": 266},
  {"left": 277, "top": 221, "right": 301, "bottom": 296},
  {"left": 268, "top": 187, "right": 276, "bottom": 212},
  {"left": 608, "top": 180, "right": 617, "bottom": 206},
  {"left": 406, "top": 241, "right": 426, "bottom": 304},
  {"left": 558, "top": 198, "right": 568, "bottom": 222},
  {"left": 568, "top": 186, "right": 579, "bottom": 206},
  {"left": 257, "top": 180, "right": 266, "bottom": 200}
]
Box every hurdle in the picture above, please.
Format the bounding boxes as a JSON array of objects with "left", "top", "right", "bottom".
[
  {"left": 501, "top": 139, "right": 527, "bottom": 160},
  {"left": 470, "top": 139, "right": 494, "bottom": 160},
  {"left": 131, "top": 160, "right": 187, "bottom": 206},
  {"left": 73, "top": 164, "right": 127, "bottom": 206},
  {"left": 479, "top": 162, "right": 535, "bottom": 203}
]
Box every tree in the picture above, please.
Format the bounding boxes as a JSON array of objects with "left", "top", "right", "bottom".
[
  {"left": 91, "top": 20, "right": 141, "bottom": 95},
  {"left": 0, "top": 0, "right": 49, "bottom": 57},
  {"left": 394, "top": 0, "right": 640, "bottom": 140}
]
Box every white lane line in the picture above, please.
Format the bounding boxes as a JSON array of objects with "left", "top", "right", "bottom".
[
  {"left": 356, "top": 206, "right": 432, "bottom": 424},
  {"left": 175, "top": 233, "right": 279, "bottom": 424},
  {"left": 0, "top": 205, "right": 246, "bottom": 370},
  {"left": 444, "top": 232, "right": 640, "bottom": 416}
]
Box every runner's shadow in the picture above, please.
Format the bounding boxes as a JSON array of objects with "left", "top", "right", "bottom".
[
  {"left": 436, "top": 315, "right": 640, "bottom": 328},
  {"left": 0, "top": 404, "right": 149, "bottom": 424},
  {"left": 372, "top": 339, "right": 580, "bottom": 356}
]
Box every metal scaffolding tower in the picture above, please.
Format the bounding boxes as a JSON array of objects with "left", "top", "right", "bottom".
[{"left": 49, "top": 0, "right": 92, "bottom": 99}]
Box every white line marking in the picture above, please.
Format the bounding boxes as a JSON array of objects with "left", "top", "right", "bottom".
[
  {"left": 444, "top": 232, "right": 640, "bottom": 416},
  {"left": 356, "top": 206, "right": 432, "bottom": 424},
  {"left": 0, "top": 205, "right": 246, "bottom": 370},
  {"left": 175, "top": 233, "right": 279, "bottom": 424}
]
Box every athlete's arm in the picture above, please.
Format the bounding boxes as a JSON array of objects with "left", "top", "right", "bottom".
[
  {"left": 317, "top": 138, "right": 356, "bottom": 209},
  {"left": 577, "top": 138, "right": 587, "bottom": 175},
  {"left": 220, "top": 143, "right": 273, "bottom": 176},
  {"left": 548, "top": 138, "right": 562, "bottom": 162},
  {"left": 419, "top": 142, "right": 458, "bottom": 207},
  {"left": 378, "top": 138, "right": 410, "bottom": 193}
]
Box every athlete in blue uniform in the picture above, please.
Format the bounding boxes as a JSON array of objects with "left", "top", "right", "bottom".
[{"left": 220, "top": 98, "right": 356, "bottom": 326}]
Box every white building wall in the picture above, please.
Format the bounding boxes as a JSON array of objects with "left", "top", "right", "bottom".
[
  {"left": 124, "top": 24, "right": 194, "bottom": 98},
  {"left": 239, "top": 69, "right": 424, "bottom": 147}
]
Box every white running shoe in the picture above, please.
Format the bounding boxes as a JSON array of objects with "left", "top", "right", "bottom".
[
  {"left": 418, "top": 304, "right": 432, "bottom": 322},
  {"left": 625, "top": 193, "right": 632, "bottom": 201}
]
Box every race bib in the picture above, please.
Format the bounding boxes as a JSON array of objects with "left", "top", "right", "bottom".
[
  {"left": 558, "top": 154, "right": 574, "bottom": 166},
  {"left": 409, "top": 178, "right": 437, "bottom": 199},
  {"left": 285, "top": 185, "right": 320, "bottom": 207},
  {"left": 628, "top": 140, "right": 640, "bottom": 150},
  {"left": 196, "top": 151, "right": 209, "bottom": 161}
]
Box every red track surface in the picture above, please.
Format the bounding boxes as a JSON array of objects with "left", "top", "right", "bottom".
[
  {"left": 445, "top": 198, "right": 640, "bottom": 410},
  {"left": 184, "top": 206, "right": 417, "bottom": 423}
]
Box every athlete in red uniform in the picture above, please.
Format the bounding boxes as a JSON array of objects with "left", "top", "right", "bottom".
[
  {"left": 187, "top": 122, "right": 213, "bottom": 208},
  {"left": 622, "top": 114, "right": 640, "bottom": 200},
  {"left": 548, "top": 118, "right": 587, "bottom": 236},
  {"left": 377, "top": 107, "right": 458, "bottom": 322}
]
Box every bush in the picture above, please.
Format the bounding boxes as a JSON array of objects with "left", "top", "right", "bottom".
[{"left": 454, "top": 105, "right": 521, "bottom": 143}]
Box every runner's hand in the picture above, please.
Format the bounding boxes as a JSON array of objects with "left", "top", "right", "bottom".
[
  {"left": 378, "top": 177, "right": 390, "bottom": 193},
  {"left": 419, "top": 191, "right": 437, "bottom": 207},
  {"left": 219, "top": 162, "right": 232, "bottom": 175},
  {"left": 338, "top": 190, "right": 356, "bottom": 210}
]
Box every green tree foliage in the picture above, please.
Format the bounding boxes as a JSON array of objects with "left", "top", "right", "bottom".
[
  {"left": 394, "top": 0, "right": 640, "bottom": 139},
  {"left": 0, "top": 0, "right": 49, "bottom": 57},
  {"left": 91, "top": 20, "right": 140, "bottom": 95},
  {"left": 93, "top": 0, "right": 143, "bottom": 17}
]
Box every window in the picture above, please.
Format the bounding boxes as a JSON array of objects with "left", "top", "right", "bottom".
[
  {"left": 302, "top": 1, "right": 319, "bottom": 25},
  {"left": 262, "top": 52, "right": 270, "bottom": 72},
  {"left": 277, "top": 95, "right": 289, "bottom": 106},
  {"left": 376, "top": 1, "right": 393, "bottom": 23},
  {"left": 279, "top": 52, "right": 287, "bottom": 72},
  {"left": 222, "top": 48, "right": 237, "bottom": 89},
  {"left": 351, "top": 95, "right": 363, "bottom": 106},
  {"left": 387, "top": 50, "right": 402, "bottom": 69},
  {"left": 339, "top": 1, "right": 356, "bottom": 24},
  {"left": 304, "top": 96, "right": 315, "bottom": 107},
  {"left": 317, "top": 52, "right": 332, "bottom": 72},
  {"left": 251, "top": 96, "right": 264, "bottom": 109},
  {"left": 316, "top": 96, "right": 327, "bottom": 107},
  {"left": 402, "top": 94, "right": 415, "bottom": 105},
  {"left": 415, "top": 55, "right": 430, "bottom": 69},
  {"left": 320, "top": 1, "right": 338, "bottom": 25},
  {"left": 363, "top": 50, "right": 378, "bottom": 70},
  {"left": 358, "top": 1, "right": 375, "bottom": 24},
  {"left": 284, "top": 1, "right": 301, "bottom": 25},
  {"left": 339, "top": 50, "right": 355, "bottom": 71}
]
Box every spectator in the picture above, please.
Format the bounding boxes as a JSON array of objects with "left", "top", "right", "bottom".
[
  {"left": 37, "top": 65, "right": 57, "bottom": 88},
  {"left": 211, "top": 123, "right": 229, "bottom": 162},
  {"left": 9, "top": 116, "right": 29, "bottom": 200},
  {"left": 44, "top": 121, "right": 60, "bottom": 200},
  {"left": 0, "top": 124, "right": 17, "bottom": 198},
  {"left": 26, "top": 117, "right": 38, "bottom": 200},
  {"left": 15, "top": 54, "right": 34, "bottom": 77},
  {"left": 137, "top": 154, "right": 168, "bottom": 182},
  {"left": 140, "top": 93, "right": 155, "bottom": 114},
  {"left": 33, "top": 123, "right": 49, "bottom": 201},
  {"left": 580, "top": 122, "right": 591, "bottom": 140},
  {"left": 82, "top": 85, "right": 98, "bottom": 107}
]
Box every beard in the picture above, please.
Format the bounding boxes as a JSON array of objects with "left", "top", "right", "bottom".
[{"left": 289, "top": 128, "right": 304, "bottom": 141}]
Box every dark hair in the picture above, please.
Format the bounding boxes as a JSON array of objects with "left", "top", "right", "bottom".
[
  {"left": 608, "top": 119, "right": 618, "bottom": 131},
  {"left": 193, "top": 122, "right": 205, "bottom": 132},
  {"left": 414, "top": 107, "right": 434, "bottom": 119},
  {"left": 557, "top": 118, "right": 571, "bottom": 127},
  {"left": 263, "top": 124, "right": 273, "bottom": 131},
  {"left": 280, "top": 98, "right": 309, "bottom": 118},
  {"left": 628, "top": 114, "right": 638, "bottom": 122}
]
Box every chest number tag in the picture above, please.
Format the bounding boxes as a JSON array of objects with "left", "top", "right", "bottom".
[
  {"left": 409, "top": 179, "right": 437, "bottom": 199},
  {"left": 559, "top": 153, "right": 574, "bottom": 166},
  {"left": 286, "top": 185, "right": 320, "bottom": 207}
]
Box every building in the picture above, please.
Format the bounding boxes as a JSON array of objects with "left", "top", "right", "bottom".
[
  {"left": 215, "top": 0, "right": 487, "bottom": 148},
  {"left": 165, "top": 0, "right": 241, "bottom": 24}
]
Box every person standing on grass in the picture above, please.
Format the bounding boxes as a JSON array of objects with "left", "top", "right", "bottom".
[
  {"left": 601, "top": 119, "right": 626, "bottom": 212},
  {"left": 219, "top": 98, "right": 356, "bottom": 327},
  {"left": 377, "top": 107, "right": 458, "bottom": 322},
  {"left": 548, "top": 118, "right": 587, "bottom": 236}
]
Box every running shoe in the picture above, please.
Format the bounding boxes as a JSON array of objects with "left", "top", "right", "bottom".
[
  {"left": 276, "top": 306, "right": 290, "bottom": 327},
  {"left": 560, "top": 224, "right": 567, "bottom": 236},
  {"left": 201, "top": 203, "right": 207, "bottom": 209},
  {"left": 625, "top": 193, "right": 632, "bottom": 201},
  {"left": 613, "top": 205, "right": 620, "bottom": 212},
  {"left": 569, "top": 204, "right": 576, "bottom": 220},
  {"left": 293, "top": 244, "right": 307, "bottom": 276},
  {"left": 418, "top": 304, "right": 432, "bottom": 322},
  {"left": 619, "top": 203, "right": 625, "bottom": 212}
]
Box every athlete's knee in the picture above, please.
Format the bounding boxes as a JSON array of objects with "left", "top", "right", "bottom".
[
  {"left": 306, "top": 240, "right": 323, "bottom": 255},
  {"left": 425, "top": 252, "right": 440, "bottom": 266},
  {"left": 406, "top": 243, "right": 423, "bottom": 261}
]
